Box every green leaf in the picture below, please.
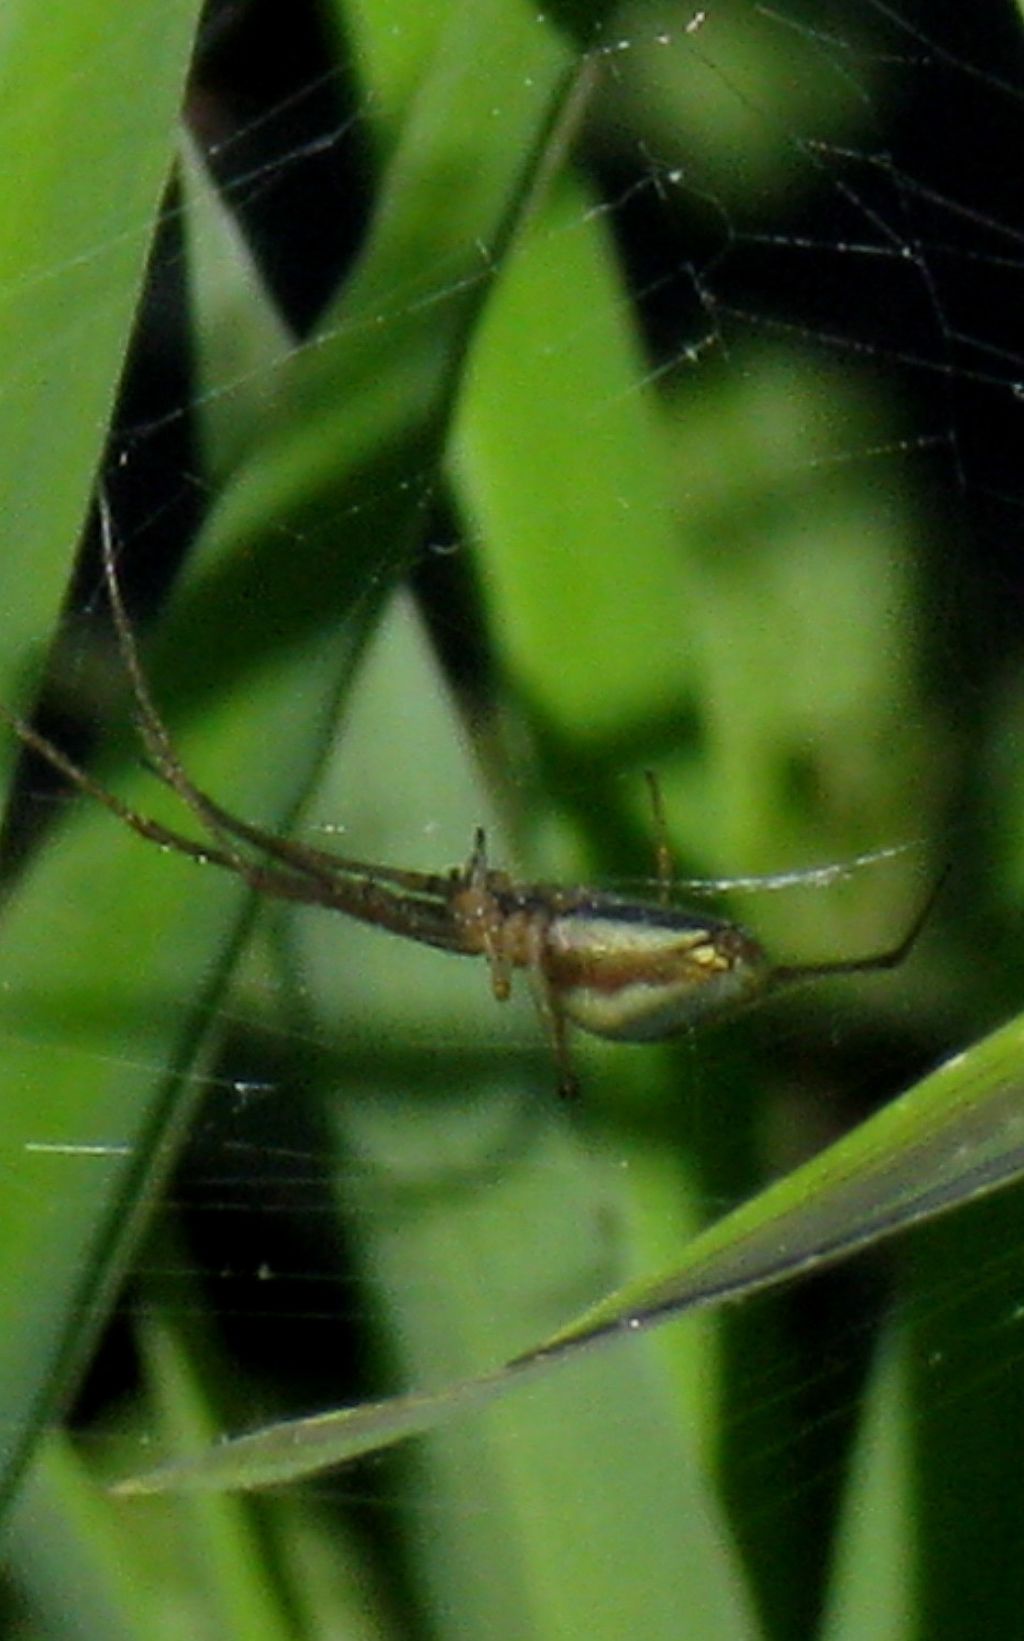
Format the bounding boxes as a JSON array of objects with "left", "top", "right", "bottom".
[
  {"left": 0, "top": 0, "right": 574, "bottom": 1520},
  {"left": 115, "top": 1006, "right": 1024, "bottom": 1493},
  {"left": 0, "top": 0, "right": 202, "bottom": 700}
]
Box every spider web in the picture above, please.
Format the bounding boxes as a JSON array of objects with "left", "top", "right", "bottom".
[{"left": 3, "top": 2, "right": 1024, "bottom": 1637}]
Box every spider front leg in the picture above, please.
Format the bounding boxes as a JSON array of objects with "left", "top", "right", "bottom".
[{"left": 96, "top": 498, "right": 257, "bottom": 880}]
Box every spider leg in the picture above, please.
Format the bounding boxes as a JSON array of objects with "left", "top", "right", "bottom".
[
  {"left": 484, "top": 945, "right": 513, "bottom": 1003},
  {"left": 97, "top": 498, "right": 252, "bottom": 876},
  {"left": 99, "top": 512, "right": 461, "bottom": 908},
  {"left": 507, "top": 910, "right": 578, "bottom": 1099},
  {"left": 0, "top": 692, "right": 368, "bottom": 915},
  {"left": 456, "top": 826, "right": 521, "bottom": 998},
  {"left": 189, "top": 787, "right": 477, "bottom": 950},
  {"left": 769, "top": 863, "right": 950, "bottom": 991},
  {"left": 6, "top": 511, "right": 562, "bottom": 974},
  {"left": 466, "top": 826, "right": 489, "bottom": 887},
  {"left": 167, "top": 780, "right": 457, "bottom": 901},
  {"left": 1, "top": 692, "right": 479, "bottom": 957},
  {"left": 530, "top": 967, "right": 579, "bottom": 1100},
  {"left": 643, "top": 769, "right": 674, "bottom": 907},
  {"left": 0, "top": 698, "right": 245, "bottom": 878},
  {"left": 101, "top": 523, "right": 478, "bottom": 943}
]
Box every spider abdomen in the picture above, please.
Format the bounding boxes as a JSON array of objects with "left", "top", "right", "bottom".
[{"left": 542, "top": 899, "right": 767, "bottom": 1042}]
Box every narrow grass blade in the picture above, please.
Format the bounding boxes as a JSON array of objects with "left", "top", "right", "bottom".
[{"left": 115, "top": 1008, "right": 1024, "bottom": 1493}]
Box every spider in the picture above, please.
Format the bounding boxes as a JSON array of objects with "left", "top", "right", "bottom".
[{"left": 0, "top": 515, "right": 942, "bottom": 1097}]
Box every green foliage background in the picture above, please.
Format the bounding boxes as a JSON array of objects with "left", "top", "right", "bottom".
[{"left": 1, "top": 2, "right": 1024, "bottom": 1638}]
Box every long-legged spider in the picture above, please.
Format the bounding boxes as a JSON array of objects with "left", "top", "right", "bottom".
[{"left": 0, "top": 515, "right": 942, "bottom": 1096}]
